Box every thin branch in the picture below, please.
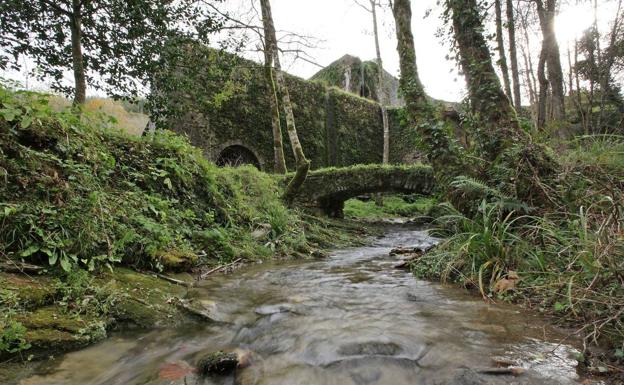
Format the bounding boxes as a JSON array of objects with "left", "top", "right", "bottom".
[{"left": 39, "top": 0, "right": 73, "bottom": 17}]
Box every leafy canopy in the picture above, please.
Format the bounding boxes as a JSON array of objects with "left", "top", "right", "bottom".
[{"left": 0, "top": 0, "right": 224, "bottom": 99}]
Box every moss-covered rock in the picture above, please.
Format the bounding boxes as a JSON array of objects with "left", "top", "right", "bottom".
[
  {"left": 105, "top": 268, "right": 188, "bottom": 328},
  {"left": 0, "top": 273, "right": 55, "bottom": 308},
  {"left": 196, "top": 351, "right": 239, "bottom": 376},
  {"left": 155, "top": 249, "right": 198, "bottom": 272}
]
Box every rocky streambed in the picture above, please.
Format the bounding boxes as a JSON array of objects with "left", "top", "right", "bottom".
[{"left": 9, "top": 227, "right": 598, "bottom": 385}]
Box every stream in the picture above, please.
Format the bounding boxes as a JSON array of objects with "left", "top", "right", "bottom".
[{"left": 19, "top": 227, "right": 594, "bottom": 385}]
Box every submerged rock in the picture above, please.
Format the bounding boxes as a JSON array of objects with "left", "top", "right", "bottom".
[
  {"left": 196, "top": 351, "right": 239, "bottom": 376},
  {"left": 338, "top": 341, "right": 402, "bottom": 357}
]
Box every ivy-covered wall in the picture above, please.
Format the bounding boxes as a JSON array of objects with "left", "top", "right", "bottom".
[{"left": 161, "top": 47, "right": 418, "bottom": 172}]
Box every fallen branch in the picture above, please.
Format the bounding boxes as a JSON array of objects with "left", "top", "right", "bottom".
[
  {"left": 0, "top": 260, "right": 45, "bottom": 274},
  {"left": 153, "top": 272, "right": 192, "bottom": 287},
  {"left": 200, "top": 258, "right": 243, "bottom": 280},
  {"left": 136, "top": 270, "right": 193, "bottom": 287}
]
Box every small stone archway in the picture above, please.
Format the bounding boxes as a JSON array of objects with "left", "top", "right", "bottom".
[
  {"left": 216, "top": 143, "right": 262, "bottom": 170},
  {"left": 291, "top": 164, "right": 435, "bottom": 217}
]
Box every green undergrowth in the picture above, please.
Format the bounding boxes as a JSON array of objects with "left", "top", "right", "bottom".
[
  {"left": 0, "top": 86, "right": 308, "bottom": 273},
  {"left": 412, "top": 136, "right": 624, "bottom": 371},
  {"left": 0, "top": 86, "right": 376, "bottom": 358},
  {"left": 344, "top": 195, "right": 436, "bottom": 220}
]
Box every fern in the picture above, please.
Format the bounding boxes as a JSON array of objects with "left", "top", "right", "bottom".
[{"left": 450, "top": 175, "right": 532, "bottom": 213}]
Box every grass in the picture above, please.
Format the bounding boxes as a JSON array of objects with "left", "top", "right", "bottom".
[
  {"left": 343, "top": 195, "right": 436, "bottom": 220},
  {"left": 410, "top": 135, "right": 624, "bottom": 373}
]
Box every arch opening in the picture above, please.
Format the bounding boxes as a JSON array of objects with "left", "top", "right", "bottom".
[{"left": 216, "top": 145, "right": 261, "bottom": 169}]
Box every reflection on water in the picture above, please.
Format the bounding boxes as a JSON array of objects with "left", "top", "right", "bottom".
[{"left": 20, "top": 229, "right": 592, "bottom": 385}]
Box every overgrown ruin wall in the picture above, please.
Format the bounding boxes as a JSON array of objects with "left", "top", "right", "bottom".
[{"left": 161, "top": 48, "right": 419, "bottom": 172}]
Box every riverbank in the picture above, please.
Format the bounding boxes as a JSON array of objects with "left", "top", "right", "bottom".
[
  {"left": 0, "top": 87, "right": 389, "bottom": 363},
  {"left": 2, "top": 228, "right": 600, "bottom": 385}
]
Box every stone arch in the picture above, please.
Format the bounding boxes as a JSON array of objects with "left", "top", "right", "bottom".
[
  {"left": 291, "top": 165, "right": 435, "bottom": 217},
  {"left": 216, "top": 142, "right": 263, "bottom": 170}
]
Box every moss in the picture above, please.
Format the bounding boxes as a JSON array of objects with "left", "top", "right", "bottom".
[
  {"left": 0, "top": 273, "right": 55, "bottom": 308},
  {"left": 105, "top": 268, "right": 187, "bottom": 328},
  {"left": 17, "top": 307, "right": 97, "bottom": 333},
  {"left": 158, "top": 45, "right": 418, "bottom": 171},
  {"left": 196, "top": 351, "right": 239, "bottom": 375},
  {"left": 24, "top": 328, "right": 89, "bottom": 352},
  {"left": 155, "top": 248, "right": 198, "bottom": 272}
]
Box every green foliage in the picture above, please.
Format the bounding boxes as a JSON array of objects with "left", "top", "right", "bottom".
[
  {"left": 0, "top": 0, "right": 224, "bottom": 100},
  {"left": 344, "top": 195, "right": 435, "bottom": 219},
  {"left": 157, "top": 46, "right": 418, "bottom": 172},
  {"left": 414, "top": 201, "right": 529, "bottom": 292},
  {"left": 0, "top": 319, "right": 30, "bottom": 354},
  {"left": 0, "top": 286, "right": 31, "bottom": 354},
  {"left": 54, "top": 269, "right": 117, "bottom": 318},
  {"left": 415, "top": 153, "right": 624, "bottom": 356},
  {"left": 0, "top": 86, "right": 304, "bottom": 273}
]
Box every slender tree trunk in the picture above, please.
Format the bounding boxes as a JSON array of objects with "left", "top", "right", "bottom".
[
  {"left": 263, "top": 46, "right": 287, "bottom": 174},
  {"left": 535, "top": 0, "right": 565, "bottom": 121},
  {"left": 598, "top": 0, "right": 623, "bottom": 129},
  {"left": 506, "top": 0, "right": 522, "bottom": 110},
  {"left": 391, "top": 0, "right": 464, "bottom": 183},
  {"left": 447, "top": 0, "right": 521, "bottom": 161},
  {"left": 370, "top": 0, "right": 388, "bottom": 207},
  {"left": 537, "top": 43, "right": 549, "bottom": 130},
  {"left": 521, "top": 47, "right": 538, "bottom": 128},
  {"left": 495, "top": 0, "right": 513, "bottom": 99},
  {"left": 573, "top": 40, "right": 588, "bottom": 134},
  {"left": 371, "top": 1, "right": 390, "bottom": 166},
  {"left": 260, "top": 0, "right": 310, "bottom": 199},
  {"left": 567, "top": 45, "right": 573, "bottom": 98},
  {"left": 70, "top": 0, "right": 86, "bottom": 105},
  {"left": 518, "top": 8, "right": 538, "bottom": 128}
]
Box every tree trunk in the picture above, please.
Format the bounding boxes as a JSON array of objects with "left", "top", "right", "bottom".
[
  {"left": 597, "top": 0, "right": 623, "bottom": 129},
  {"left": 391, "top": 0, "right": 464, "bottom": 183},
  {"left": 261, "top": 23, "right": 287, "bottom": 174},
  {"left": 535, "top": 0, "right": 565, "bottom": 121},
  {"left": 495, "top": 0, "right": 513, "bottom": 99},
  {"left": 506, "top": 0, "right": 522, "bottom": 110},
  {"left": 70, "top": 0, "right": 86, "bottom": 105},
  {"left": 447, "top": 0, "right": 558, "bottom": 208},
  {"left": 573, "top": 40, "right": 588, "bottom": 134},
  {"left": 447, "top": 0, "right": 521, "bottom": 161},
  {"left": 537, "top": 43, "right": 549, "bottom": 130},
  {"left": 260, "top": 0, "right": 310, "bottom": 200},
  {"left": 371, "top": 1, "right": 390, "bottom": 166}
]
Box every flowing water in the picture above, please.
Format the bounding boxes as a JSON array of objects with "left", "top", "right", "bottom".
[{"left": 18, "top": 228, "right": 594, "bottom": 385}]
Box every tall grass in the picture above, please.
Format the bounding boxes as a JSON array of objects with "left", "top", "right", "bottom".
[{"left": 415, "top": 136, "right": 624, "bottom": 366}]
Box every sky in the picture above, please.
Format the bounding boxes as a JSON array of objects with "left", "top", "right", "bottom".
[
  {"left": 227, "top": 0, "right": 618, "bottom": 102},
  {"left": 2, "top": 0, "right": 619, "bottom": 103}
]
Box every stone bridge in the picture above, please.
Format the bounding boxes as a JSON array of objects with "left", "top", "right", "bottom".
[{"left": 292, "top": 164, "right": 435, "bottom": 217}]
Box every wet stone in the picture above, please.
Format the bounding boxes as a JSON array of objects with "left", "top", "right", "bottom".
[
  {"left": 196, "top": 351, "right": 239, "bottom": 376},
  {"left": 338, "top": 341, "right": 403, "bottom": 357}
]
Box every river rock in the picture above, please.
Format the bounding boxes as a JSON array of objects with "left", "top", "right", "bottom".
[
  {"left": 338, "top": 341, "right": 402, "bottom": 356},
  {"left": 254, "top": 303, "right": 294, "bottom": 315},
  {"left": 196, "top": 351, "right": 239, "bottom": 375}
]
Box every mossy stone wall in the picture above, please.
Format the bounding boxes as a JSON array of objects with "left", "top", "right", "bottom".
[{"left": 163, "top": 50, "right": 417, "bottom": 171}]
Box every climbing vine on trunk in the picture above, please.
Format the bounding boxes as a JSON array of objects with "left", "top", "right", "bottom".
[
  {"left": 391, "top": 0, "right": 466, "bottom": 186},
  {"left": 260, "top": 0, "right": 310, "bottom": 200}
]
